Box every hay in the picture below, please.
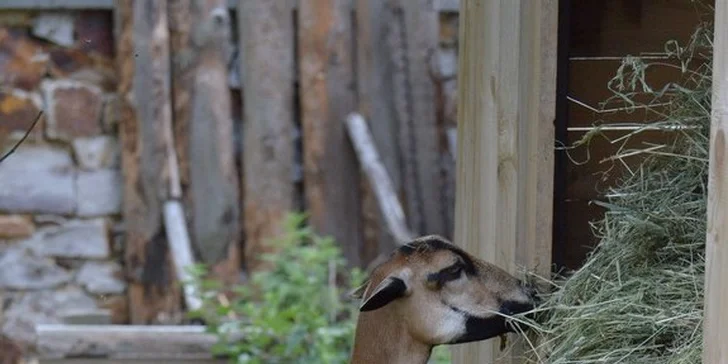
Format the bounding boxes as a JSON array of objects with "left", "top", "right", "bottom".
[{"left": 512, "top": 4, "right": 715, "bottom": 363}]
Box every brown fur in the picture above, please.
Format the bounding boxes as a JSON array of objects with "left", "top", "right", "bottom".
[
  {"left": 0, "top": 333, "right": 24, "bottom": 364},
  {"left": 349, "top": 235, "right": 537, "bottom": 364}
]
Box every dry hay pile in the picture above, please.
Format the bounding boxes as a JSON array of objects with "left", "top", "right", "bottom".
[{"left": 513, "top": 4, "right": 715, "bottom": 364}]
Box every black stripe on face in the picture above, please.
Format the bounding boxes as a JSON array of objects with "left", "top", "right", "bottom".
[
  {"left": 426, "top": 262, "right": 464, "bottom": 289},
  {"left": 398, "top": 237, "right": 477, "bottom": 276}
]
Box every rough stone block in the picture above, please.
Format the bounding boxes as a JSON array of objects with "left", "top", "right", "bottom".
[
  {"left": 101, "top": 94, "right": 119, "bottom": 132},
  {"left": 75, "top": 10, "right": 115, "bottom": 58},
  {"left": 76, "top": 170, "right": 123, "bottom": 217},
  {"left": 0, "top": 146, "right": 76, "bottom": 215},
  {"left": 0, "top": 247, "right": 72, "bottom": 290},
  {"left": 0, "top": 215, "right": 35, "bottom": 239},
  {"left": 26, "top": 218, "right": 110, "bottom": 259},
  {"left": 32, "top": 12, "right": 75, "bottom": 47},
  {"left": 48, "top": 48, "right": 116, "bottom": 91},
  {"left": 436, "top": 48, "right": 457, "bottom": 79},
  {"left": 72, "top": 135, "right": 121, "bottom": 170},
  {"left": 0, "top": 89, "right": 44, "bottom": 141},
  {"left": 0, "top": 28, "right": 49, "bottom": 90},
  {"left": 76, "top": 261, "right": 126, "bottom": 295},
  {"left": 1, "top": 287, "right": 97, "bottom": 349},
  {"left": 43, "top": 79, "right": 103, "bottom": 141}
]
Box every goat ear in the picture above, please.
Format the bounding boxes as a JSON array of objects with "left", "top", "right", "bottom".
[
  {"left": 359, "top": 277, "right": 408, "bottom": 312},
  {"left": 348, "top": 279, "right": 370, "bottom": 299}
]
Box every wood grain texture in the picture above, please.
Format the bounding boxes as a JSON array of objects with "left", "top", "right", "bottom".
[
  {"left": 298, "top": 0, "right": 363, "bottom": 267},
  {"left": 35, "top": 324, "right": 222, "bottom": 360},
  {"left": 451, "top": 0, "right": 557, "bottom": 363},
  {"left": 392, "top": 0, "right": 446, "bottom": 237},
  {"left": 237, "top": 0, "right": 296, "bottom": 273},
  {"left": 115, "top": 0, "right": 181, "bottom": 325},
  {"left": 354, "top": 0, "right": 403, "bottom": 261},
  {"left": 704, "top": 1, "right": 728, "bottom": 362},
  {"left": 169, "top": 0, "right": 241, "bottom": 282}
]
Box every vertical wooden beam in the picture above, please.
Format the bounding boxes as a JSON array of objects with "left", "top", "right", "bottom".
[
  {"left": 704, "top": 2, "right": 728, "bottom": 362},
  {"left": 298, "top": 0, "right": 363, "bottom": 267},
  {"left": 392, "top": 0, "right": 446, "bottom": 236},
  {"left": 169, "top": 0, "right": 241, "bottom": 284},
  {"left": 355, "top": 0, "right": 404, "bottom": 262},
  {"left": 115, "top": 0, "right": 182, "bottom": 324},
  {"left": 451, "top": 0, "right": 557, "bottom": 363},
  {"left": 237, "top": 0, "right": 296, "bottom": 272}
]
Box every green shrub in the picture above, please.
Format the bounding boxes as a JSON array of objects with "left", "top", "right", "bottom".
[{"left": 187, "top": 212, "right": 451, "bottom": 364}]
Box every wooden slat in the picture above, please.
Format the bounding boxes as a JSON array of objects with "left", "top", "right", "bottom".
[
  {"left": 354, "top": 0, "right": 402, "bottom": 262},
  {"left": 451, "top": 0, "right": 557, "bottom": 363},
  {"left": 115, "top": 0, "right": 181, "bottom": 324},
  {"left": 169, "top": 0, "right": 241, "bottom": 283},
  {"left": 237, "top": 0, "right": 296, "bottom": 273},
  {"left": 392, "top": 0, "right": 446, "bottom": 237},
  {"left": 35, "top": 324, "right": 222, "bottom": 360},
  {"left": 703, "top": 1, "right": 728, "bottom": 362},
  {"left": 298, "top": 0, "right": 364, "bottom": 267}
]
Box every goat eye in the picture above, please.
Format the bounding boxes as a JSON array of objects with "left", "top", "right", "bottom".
[{"left": 447, "top": 265, "right": 463, "bottom": 278}]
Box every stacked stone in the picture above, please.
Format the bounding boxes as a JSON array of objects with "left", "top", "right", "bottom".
[{"left": 0, "top": 11, "right": 127, "bottom": 350}]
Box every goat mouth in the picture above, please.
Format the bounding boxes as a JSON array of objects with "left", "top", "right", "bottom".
[{"left": 446, "top": 300, "right": 535, "bottom": 345}]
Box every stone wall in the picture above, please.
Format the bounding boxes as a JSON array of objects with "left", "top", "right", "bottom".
[{"left": 0, "top": 10, "right": 126, "bottom": 351}]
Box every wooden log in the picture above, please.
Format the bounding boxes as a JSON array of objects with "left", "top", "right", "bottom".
[
  {"left": 237, "top": 0, "right": 296, "bottom": 273},
  {"left": 390, "top": 0, "right": 446, "bottom": 237},
  {"left": 451, "top": 0, "right": 557, "bottom": 363},
  {"left": 115, "top": 0, "right": 182, "bottom": 324},
  {"left": 34, "top": 324, "right": 223, "bottom": 360},
  {"left": 298, "top": 0, "right": 363, "bottom": 267},
  {"left": 345, "top": 113, "right": 415, "bottom": 245},
  {"left": 703, "top": 1, "right": 728, "bottom": 362},
  {"left": 169, "top": 0, "right": 242, "bottom": 283}
]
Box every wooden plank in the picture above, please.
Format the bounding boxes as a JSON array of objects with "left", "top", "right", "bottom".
[
  {"left": 354, "top": 0, "right": 403, "bottom": 262},
  {"left": 169, "top": 0, "right": 241, "bottom": 283},
  {"left": 704, "top": 1, "right": 728, "bottom": 362},
  {"left": 115, "top": 0, "right": 182, "bottom": 324},
  {"left": 298, "top": 0, "right": 363, "bottom": 267},
  {"left": 35, "top": 324, "right": 222, "bottom": 360},
  {"left": 391, "top": 0, "right": 446, "bottom": 237},
  {"left": 451, "top": 0, "right": 557, "bottom": 363},
  {"left": 237, "top": 0, "right": 296, "bottom": 273}
]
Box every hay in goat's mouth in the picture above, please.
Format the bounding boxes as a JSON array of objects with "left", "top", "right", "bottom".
[{"left": 507, "top": 4, "right": 714, "bottom": 363}]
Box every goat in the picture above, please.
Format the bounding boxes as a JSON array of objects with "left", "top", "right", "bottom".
[{"left": 349, "top": 235, "right": 538, "bottom": 364}]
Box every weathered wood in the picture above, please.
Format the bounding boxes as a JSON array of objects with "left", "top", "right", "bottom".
[
  {"left": 354, "top": 0, "right": 402, "bottom": 261},
  {"left": 34, "top": 324, "right": 223, "bottom": 360},
  {"left": 298, "top": 0, "right": 363, "bottom": 267},
  {"left": 703, "top": 1, "right": 728, "bottom": 362},
  {"left": 237, "top": 0, "right": 296, "bottom": 272},
  {"left": 451, "top": 0, "right": 557, "bottom": 363},
  {"left": 115, "top": 0, "right": 181, "bottom": 324},
  {"left": 169, "top": 0, "right": 242, "bottom": 283},
  {"left": 345, "top": 113, "right": 415, "bottom": 245},
  {"left": 391, "top": 0, "right": 446, "bottom": 237}
]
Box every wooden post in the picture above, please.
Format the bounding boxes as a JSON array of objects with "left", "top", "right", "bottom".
[
  {"left": 115, "top": 0, "right": 182, "bottom": 324},
  {"left": 391, "top": 0, "right": 446, "bottom": 237},
  {"left": 451, "top": 0, "right": 557, "bottom": 363},
  {"left": 169, "top": 0, "right": 242, "bottom": 284},
  {"left": 237, "top": 0, "right": 296, "bottom": 272},
  {"left": 703, "top": 1, "right": 728, "bottom": 362},
  {"left": 354, "top": 0, "right": 404, "bottom": 263},
  {"left": 298, "top": 0, "right": 364, "bottom": 267}
]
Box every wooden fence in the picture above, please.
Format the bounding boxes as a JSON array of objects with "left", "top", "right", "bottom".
[{"left": 109, "top": 0, "right": 464, "bottom": 323}]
